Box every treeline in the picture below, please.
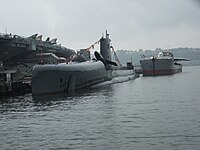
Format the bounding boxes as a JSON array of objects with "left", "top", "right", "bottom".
[{"left": 114, "top": 47, "right": 200, "bottom": 65}]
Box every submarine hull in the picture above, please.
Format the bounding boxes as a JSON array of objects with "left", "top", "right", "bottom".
[{"left": 31, "top": 61, "right": 112, "bottom": 95}]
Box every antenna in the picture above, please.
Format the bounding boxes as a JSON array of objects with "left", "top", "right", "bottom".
[
  {"left": 106, "top": 29, "right": 109, "bottom": 39},
  {"left": 131, "top": 55, "right": 133, "bottom": 64},
  {"left": 5, "top": 27, "right": 7, "bottom": 34}
]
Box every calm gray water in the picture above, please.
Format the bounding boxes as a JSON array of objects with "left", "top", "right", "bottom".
[{"left": 0, "top": 66, "right": 200, "bottom": 150}]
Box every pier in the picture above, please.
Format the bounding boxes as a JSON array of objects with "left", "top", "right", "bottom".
[
  {"left": 0, "top": 81, "right": 31, "bottom": 97},
  {"left": 0, "top": 66, "right": 31, "bottom": 97}
]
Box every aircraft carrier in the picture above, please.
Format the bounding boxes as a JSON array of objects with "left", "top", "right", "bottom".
[
  {"left": 0, "top": 32, "right": 75, "bottom": 96},
  {"left": 0, "top": 33, "right": 75, "bottom": 66}
]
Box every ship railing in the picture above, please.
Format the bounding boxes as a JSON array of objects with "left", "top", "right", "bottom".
[{"left": 0, "top": 33, "right": 13, "bottom": 39}]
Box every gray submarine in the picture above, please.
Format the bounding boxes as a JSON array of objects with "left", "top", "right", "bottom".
[{"left": 31, "top": 32, "right": 138, "bottom": 95}]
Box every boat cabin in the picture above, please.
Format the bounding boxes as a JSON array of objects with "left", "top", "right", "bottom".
[{"left": 158, "top": 51, "right": 173, "bottom": 58}]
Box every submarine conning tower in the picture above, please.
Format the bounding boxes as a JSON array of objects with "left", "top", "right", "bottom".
[{"left": 100, "top": 30, "right": 111, "bottom": 61}]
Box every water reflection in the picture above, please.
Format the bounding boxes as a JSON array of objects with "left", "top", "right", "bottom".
[
  {"left": 33, "top": 85, "right": 114, "bottom": 101},
  {"left": 0, "top": 85, "right": 114, "bottom": 113},
  {"left": 0, "top": 94, "right": 33, "bottom": 113}
]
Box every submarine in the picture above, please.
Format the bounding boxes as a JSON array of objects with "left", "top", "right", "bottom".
[{"left": 31, "top": 31, "right": 138, "bottom": 95}]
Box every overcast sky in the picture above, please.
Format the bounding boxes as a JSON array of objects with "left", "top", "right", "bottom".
[{"left": 1, "top": 0, "right": 200, "bottom": 51}]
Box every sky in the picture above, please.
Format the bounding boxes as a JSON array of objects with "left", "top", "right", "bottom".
[{"left": 0, "top": 0, "right": 200, "bottom": 51}]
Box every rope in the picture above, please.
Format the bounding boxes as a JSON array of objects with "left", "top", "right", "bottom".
[{"left": 110, "top": 46, "right": 122, "bottom": 66}]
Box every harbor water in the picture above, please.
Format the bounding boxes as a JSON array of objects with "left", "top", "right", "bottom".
[{"left": 0, "top": 65, "right": 200, "bottom": 149}]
